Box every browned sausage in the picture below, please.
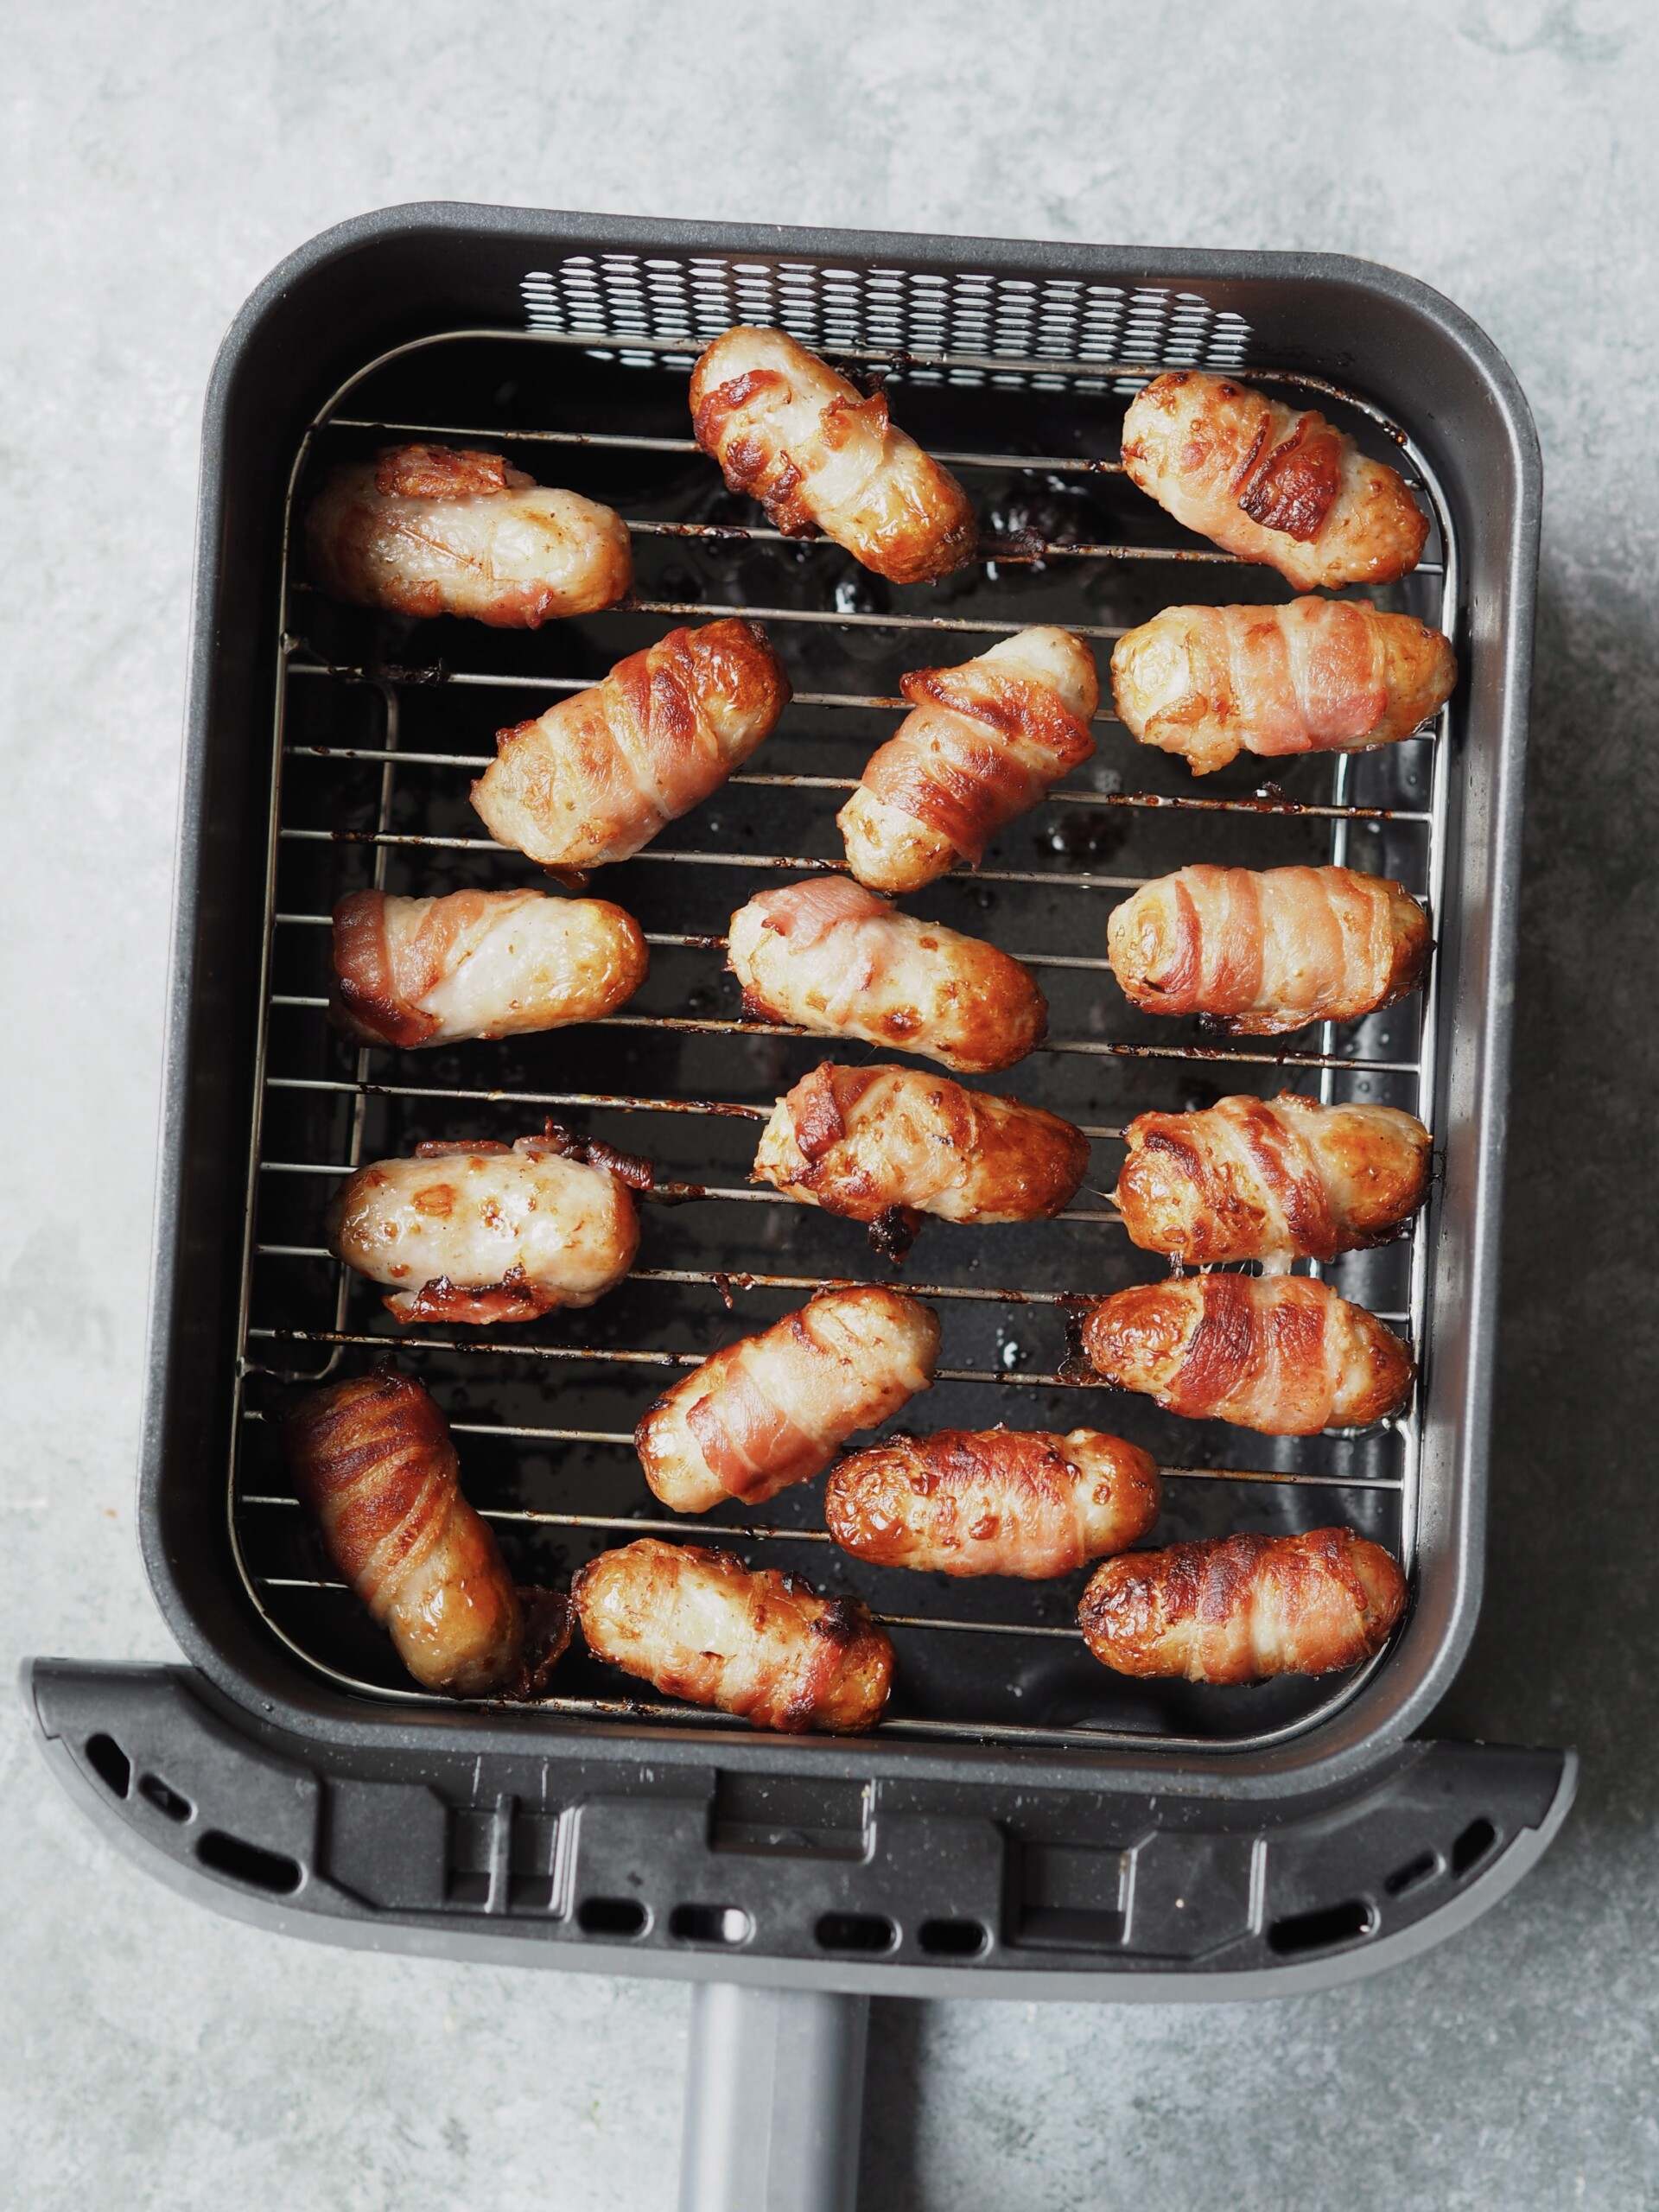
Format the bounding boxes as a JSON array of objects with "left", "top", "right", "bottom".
[
  {"left": 1114, "top": 1092, "right": 1431, "bottom": 1266},
  {"left": 1078, "top": 1528, "right": 1408, "bottom": 1682},
  {"left": 573, "top": 1539, "right": 893, "bottom": 1732},
  {"left": 1079, "top": 1275, "right": 1414, "bottom": 1435},
  {"left": 825, "top": 1427, "right": 1160, "bottom": 1579},
  {"left": 281, "top": 1370, "right": 570, "bottom": 1697},
  {"left": 637, "top": 1286, "right": 940, "bottom": 1513}
]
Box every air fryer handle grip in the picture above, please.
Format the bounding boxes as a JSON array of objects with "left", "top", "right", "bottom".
[{"left": 679, "top": 1984, "right": 868, "bottom": 2212}]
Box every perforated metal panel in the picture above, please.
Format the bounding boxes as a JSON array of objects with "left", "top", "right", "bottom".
[{"left": 520, "top": 253, "right": 1252, "bottom": 389}]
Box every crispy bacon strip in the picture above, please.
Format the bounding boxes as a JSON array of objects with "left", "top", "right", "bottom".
[
  {"left": 1110, "top": 600, "right": 1457, "bottom": 776},
  {"left": 305, "top": 443, "right": 632, "bottom": 626},
  {"left": 470, "top": 620, "right": 791, "bottom": 874},
  {"left": 838, "top": 627, "right": 1099, "bottom": 893},
  {"left": 282, "top": 1370, "right": 571, "bottom": 1697},
  {"left": 1107, "top": 863, "right": 1431, "bottom": 1036},
  {"left": 729, "top": 876, "right": 1047, "bottom": 1073},
  {"left": 1121, "top": 372, "right": 1429, "bottom": 590},
  {"left": 826, "top": 1427, "right": 1161, "bottom": 1579},
  {"left": 636, "top": 1286, "right": 940, "bottom": 1513},
  {"left": 1079, "top": 1274, "right": 1414, "bottom": 1435},
  {"left": 753, "top": 1061, "right": 1090, "bottom": 1245},
  {"left": 573, "top": 1540, "right": 894, "bottom": 1732},
  {"left": 1115, "top": 1092, "right": 1432, "bottom": 1268},
  {"left": 1078, "top": 1529, "right": 1408, "bottom": 1682},
  {"left": 690, "top": 327, "right": 976, "bottom": 584}
]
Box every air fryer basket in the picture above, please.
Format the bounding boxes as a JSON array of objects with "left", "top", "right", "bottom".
[{"left": 26, "top": 209, "right": 1569, "bottom": 2008}]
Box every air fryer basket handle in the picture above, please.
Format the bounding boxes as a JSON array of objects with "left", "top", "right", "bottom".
[
  {"left": 680, "top": 1983, "right": 868, "bottom": 2212},
  {"left": 22, "top": 1658, "right": 1576, "bottom": 2001}
]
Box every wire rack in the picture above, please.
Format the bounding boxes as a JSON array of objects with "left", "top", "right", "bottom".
[{"left": 229, "top": 279, "right": 1455, "bottom": 1753}]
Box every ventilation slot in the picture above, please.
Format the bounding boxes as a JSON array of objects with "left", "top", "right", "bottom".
[
  {"left": 918, "top": 1917, "right": 989, "bottom": 1959},
  {"left": 1383, "top": 1850, "right": 1440, "bottom": 1898},
  {"left": 576, "top": 1894, "right": 650, "bottom": 1938},
  {"left": 669, "top": 1904, "right": 752, "bottom": 1947},
  {"left": 1452, "top": 1817, "right": 1498, "bottom": 1878},
  {"left": 1267, "top": 1897, "right": 1376, "bottom": 1957},
  {"left": 195, "top": 1831, "right": 303, "bottom": 1895},
  {"left": 84, "top": 1734, "right": 130, "bottom": 1799},
  {"left": 815, "top": 1911, "right": 897, "bottom": 1955},
  {"left": 137, "top": 1773, "right": 193, "bottom": 1823}
]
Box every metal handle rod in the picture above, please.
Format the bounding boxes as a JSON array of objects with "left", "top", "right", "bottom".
[{"left": 678, "top": 1983, "right": 870, "bottom": 2212}]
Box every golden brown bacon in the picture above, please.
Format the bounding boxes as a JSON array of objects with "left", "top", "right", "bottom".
[
  {"left": 1115, "top": 1093, "right": 1432, "bottom": 1268},
  {"left": 1107, "top": 863, "right": 1431, "bottom": 1036},
  {"left": 690, "top": 327, "right": 976, "bottom": 584},
  {"left": 327, "top": 1130, "right": 640, "bottom": 1324},
  {"left": 282, "top": 1370, "right": 569, "bottom": 1697},
  {"left": 304, "top": 443, "right": 632, "bottom": 626},
  {"left": 837, "top": 627, "right": 1099, "bottom": 893},
  {"left": 636, "top": 1286, "right": 940, "bottom": 1514},
  {"left": 1079, "top": 1275, "right": 1414, "bottom": 1436},
  {"left": 573, "top": 1540, "right": 894, "bottom": 1733},
  {"left": 825, "top": 1427, "right": 1161, "bottom": 1580},
  {"left": 330, "top": 887, "right": 647, "bottom": 1047},
  {"left": 470, "top": 620, "right": 791, "bottom": 875},
  {"left": 1078, "top": 1529, "right": 1408, "bottom": 1683},
  {"left": 1110, "top": 600, "right": 1457, "bottom": 776},
  {"left": 753, "top": 1062, "right": 1090, "bottom": 1249},
  {"left": 1120, "top": 372, "right": 1429, "bottom": 589},
  {"left": 728, "top": 876, "right": 1047, "bottom": 1073}
]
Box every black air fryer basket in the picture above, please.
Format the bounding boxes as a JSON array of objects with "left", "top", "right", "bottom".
[{"left": 25, "top": 205, "right": 1571, "bottom": 2208}]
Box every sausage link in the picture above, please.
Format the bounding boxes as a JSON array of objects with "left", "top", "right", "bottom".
[
  {"left": 1078, "top": 1528, "right": 1408, "bottom": 1682},
  {"left": 574, "top": 1540, "right": 894, "bottom": 1733}
]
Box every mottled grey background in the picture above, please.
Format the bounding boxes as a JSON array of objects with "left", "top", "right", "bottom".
[{"left": 3, "top": 3, "right": 1655, "bottom": 2206}]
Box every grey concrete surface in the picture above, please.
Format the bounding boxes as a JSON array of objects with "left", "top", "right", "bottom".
[{"left": 3, "top": 3, "right": 1655, "bottom": 2205}]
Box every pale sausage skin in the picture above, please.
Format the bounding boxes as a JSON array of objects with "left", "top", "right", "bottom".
[
  {"left": 753, "top": 1062, "right": 1091, "bottom": 1249},
  {"left": 838, "top": 627, "right": 1099, "bottom": 893},
  {"left": 728, "top": 877, "right": 1047, "bottom": 1074},
  {"left": 282, "top": 1370, "right": 572, "bottom": 1697},
  {"left": 1078, "top": 1528, "right": 1408, "bottom": 1683},
  {"left": 1115, "top": 1092, "right": 1432, "bottom": 1269},
  {"left": 330, "top": 887, "right": 647, "bottom": 1047},
  {"left": 305, "top": 444, "right": 632, "bottom": 626},
  {"left": 327, "top": 1131, "right": 641, "bottom": 1324},
  {"left": 825, "top": 1428, "right": 1161, "bottom": 1580},
  {"left": 690, "top": 326, "right": 976, "bottom": 585},
  {"left": 471, "top": 620, "right": 791, "bottom": 876},
  {"left": 637, "top": 1286, "right": 940, "bottom": 1514},
  {"left": 1120, "top": 372, "right": 1429, "bottom": 590},
  {"left": 1107, "top": 864, "right": 1431, "bottom": 1037},
  {"left": 1080, "top": 1275, "right": 1414, "bottom": 1436},
  {"left": 573, "top": 1539, "right": 894, "bottom": 1733},
  {"left": 1111, "top": 600, "right": 1456, "bottom": 776}
]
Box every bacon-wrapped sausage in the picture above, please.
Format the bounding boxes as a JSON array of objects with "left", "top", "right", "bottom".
[
  {"left": 330, "top": 887, "right": 647, "bottom": 1048},
  {"left": 825, "top": 1427, "right": 1160, "bottom": 1580},
  {"left": 1107, "top": 864, "right": 1430, "bottom": 1036},
  {"left": 1115, "top": 1092, "right": 1432, "bottom": 1268},
  {"left": 728, "top": 877, "right": 1046, "bottom": 1074},
  {"left": 574, "top": 1539, "right": 894, "bottom": 1733},
  {"left": 1120, "top": 372, "right": 1428, "bottom": 589},
  {"left": 690, "top": 326, "right": 976, "bottom": 584},
  {"left": 1080, "top": 1275, "right": 1414, "bottom": 1436},
  {"left": 638, "top": 1286, "right": 939, "bottom": 1514},
  {"left": 753, "top": 1061, "right": 1090, "bottom": 1254},
  {"left": 471, "top": 620, "right": 791, "bottom": 876},
  {"left": 1078, "top": 1528, "right": 1408, "bottom": 1683},
  {"left": 304, "top": 444, "right": 632, "bottom": 626},
  {"left": 837, "top": 627, "right": 1099, "bottom": 893},
  {"left": 282, "top": 1370, "right": 571, "bottom": 1697},
  {"left": 327, "top": 1129, "right": 642, "bottom": 1324},
  {"left": 1111, "top": 600, "right": 1456, "bottom": 776}
]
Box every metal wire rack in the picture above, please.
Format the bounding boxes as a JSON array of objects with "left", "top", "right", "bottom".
[{"left": 229, "top": 291, "right": 1455, "bottom": 1752}]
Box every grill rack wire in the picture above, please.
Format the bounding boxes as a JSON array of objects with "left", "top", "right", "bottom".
[{"left": 230, "top": 284, "right": 1457, "bottom": 1754}]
